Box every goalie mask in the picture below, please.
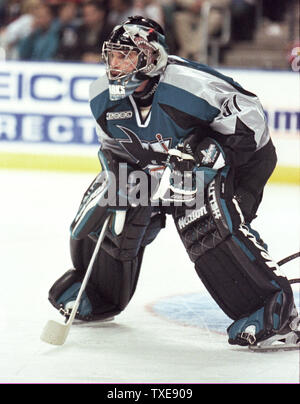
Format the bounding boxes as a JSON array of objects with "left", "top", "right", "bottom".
[{"left": 102, "top": 16, "right": 168, "bottom": 101}]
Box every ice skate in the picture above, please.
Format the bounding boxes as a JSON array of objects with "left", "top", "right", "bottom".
[{"left": 246, "top": 309, "right": 300, "bottom": 352}]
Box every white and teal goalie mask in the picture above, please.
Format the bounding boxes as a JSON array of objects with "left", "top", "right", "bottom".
[{"left": 102, "top": 17, "right": 168, "bottom": 101}]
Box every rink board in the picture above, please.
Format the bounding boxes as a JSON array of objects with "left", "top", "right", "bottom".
[
  {"left": 0, "top": 150, "right": 298, "bottom": 185},
  {"left": 0, "top": 61, "right": 299, "bottom": 184}
]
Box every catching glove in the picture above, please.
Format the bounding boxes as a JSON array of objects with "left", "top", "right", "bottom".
[
  {"left": 152, "top": 142, "right": 197, "bottom": 203},
  {"left": 152, "top": 135, "right": 226, "bottom": 204}
]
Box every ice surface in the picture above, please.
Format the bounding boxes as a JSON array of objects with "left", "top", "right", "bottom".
[{"left": 0, "top": 169, "right": 299, "bottom": 384}]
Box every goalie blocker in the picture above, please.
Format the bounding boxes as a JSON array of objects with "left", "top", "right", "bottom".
[{"left": 173, "top": 166, "right": 297, "bottom": 346}]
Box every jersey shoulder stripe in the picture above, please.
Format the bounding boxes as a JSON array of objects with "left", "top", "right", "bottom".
[
  {"left": 89, "top": 69, "right": 108, "bottom": 101},
  {"left": 165, "top": 56, "right": 256, "bottom": 98},
  {"left": 89, "top": 71, "right": 111, "bottom": 121}
]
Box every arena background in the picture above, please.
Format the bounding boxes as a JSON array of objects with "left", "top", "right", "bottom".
[
  {"left": 0, "top": 0, "right": 299, "bottom": 385},
  {"left": 0, "top": 61, "right": 299, "bottom": 184}
]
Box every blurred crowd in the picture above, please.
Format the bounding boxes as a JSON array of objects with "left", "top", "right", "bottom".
[{"left": 0, "top": 0, "right": 296, "bottom": 63}]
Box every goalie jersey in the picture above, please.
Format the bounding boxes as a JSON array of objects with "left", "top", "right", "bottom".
[{"left": 89, "top": 56, "right": 277, "bottom": 219}]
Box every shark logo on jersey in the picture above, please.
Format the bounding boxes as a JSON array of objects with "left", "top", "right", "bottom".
[{"left": 116, "top": 125, "right": 172, "bottom": 170}]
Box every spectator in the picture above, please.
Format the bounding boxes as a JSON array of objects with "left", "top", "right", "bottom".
[
  {"left": 0, "top": 0, "right": 22, "bottom": 26},
  {"left": 18, "top": 3, "right": 61, "bottom": 60},
  {"left": 230, "top": 0, "right": 257, "bottom": 41},
  {"left": 107, "top": 0, "right": 139, "bottom": 26},
  {"left": 261, "top": 0, "right": 292, "bottom": 37},
  {"left": 133, "top": 0, "right": 164, "bottom": 28},
  {"left": 44, "top": 0, "right": 63, "bottom": 17},
  {"left": 0, "top": 0, "right": 8, "bottom": 27},
  {"left": 173, "top": 0, "right": 231, "bottom": 62},
  {"left": 73, "top": 0, "right": 112, "bottom": 63},
  {"left": 262, "top": 0, "right": 290, "bottom": 23},
  {"left": 0, "top": 0, "right": 41, "bottom": 59},
  {"left": 55, "top": 1, "right": 81, "bottom": 61}
]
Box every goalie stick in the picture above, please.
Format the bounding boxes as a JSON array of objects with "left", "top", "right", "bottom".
[
  {"left": 277, "top": 251, "right": 300, "bottom": 267},
  {"left": 40, "top": 215, "right": 111, "bottom": 346},
  {"left": 278, "top": 251, "right": 300, "bottom": 285}
]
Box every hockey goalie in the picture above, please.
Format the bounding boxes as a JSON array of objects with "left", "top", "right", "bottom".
[{"left": 46, "top": 16, "right": 299, "bottom": 351}]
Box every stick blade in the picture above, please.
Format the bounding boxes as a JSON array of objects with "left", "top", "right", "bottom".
[{"left": 40, "top": 320, "right": 70, "bottom": 346}]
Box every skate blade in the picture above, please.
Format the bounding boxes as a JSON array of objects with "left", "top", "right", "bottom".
[
  {"left": 40, "top": 320, "right": 70, "bottom": 346},
  {"left": 249, "top": 343, "right": 300, "bottom": 353}
]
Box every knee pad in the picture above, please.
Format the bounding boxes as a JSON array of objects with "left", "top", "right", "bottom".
[
  {"left": 70, "top": 148, "right": 129, "bottom": 241},
  {"left": 94, "top": 206, "right": 164, "bottom": 261}
]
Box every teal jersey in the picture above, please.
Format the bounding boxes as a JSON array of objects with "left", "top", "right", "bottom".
[{"left": 89, "top": 56, "right": 269, "bottom": 172}]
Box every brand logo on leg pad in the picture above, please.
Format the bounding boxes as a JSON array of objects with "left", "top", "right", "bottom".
[{"left": 177, "top": 205, "right": 208, "bottom": 230}]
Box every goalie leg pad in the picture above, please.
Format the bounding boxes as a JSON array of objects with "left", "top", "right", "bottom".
[
  {"left": 48, "top": 246, "right": 145, "bottom": 321},
  {"left": 194, "top": 234, "right": 294, "bottom": 323},
  {"left": 227, "top": 291, "right": 298, "bottom": 346},
  {"left": 70, "top": 149, "right": 129, "bottom": 240},
  {"left": 173, "top": 167, "right": 295, "bottom": 344},
  {"left": 48, "top": 269, "right": 93, "bottom": 320},
  {"left": 49, "top": 207, "right": 165, "bottom": 321},
  {"left": 95, "top": 206, "right": 163, "bottom": 261}
]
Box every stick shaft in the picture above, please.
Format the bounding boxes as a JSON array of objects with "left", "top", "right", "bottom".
[
  {"left": 277, "top": 251, "right": 300, "bottom": 267},
  {"left": 66, "top": 215, "right": 110, "bottom": 326}
]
